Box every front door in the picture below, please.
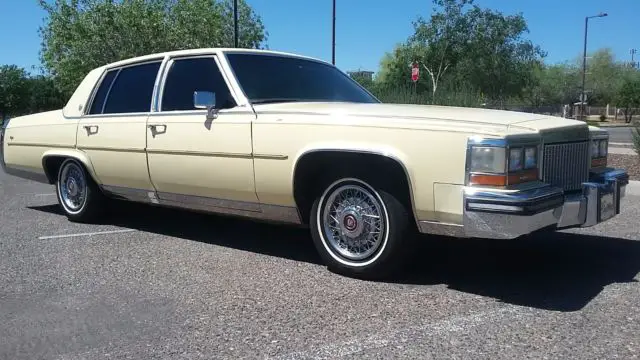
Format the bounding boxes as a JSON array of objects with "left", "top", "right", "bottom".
[
  {"left": 77, "top": 60, "right": 162, "bottom": 197},
  {"left": 145, "top": 55, "right": 258, "bottom": 209}
]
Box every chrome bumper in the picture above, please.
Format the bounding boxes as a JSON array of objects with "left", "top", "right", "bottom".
[{"left": 462, "top": 168, "right": 629, "bottom": 239}]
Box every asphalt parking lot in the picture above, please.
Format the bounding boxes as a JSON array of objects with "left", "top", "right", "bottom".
[{"left": 1, "top": 167, "right": 639, "bottom": 360}]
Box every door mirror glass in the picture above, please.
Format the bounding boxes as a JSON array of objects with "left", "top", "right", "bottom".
[{"left": 194, "top": 91, "right": 216, "bottom": 109}]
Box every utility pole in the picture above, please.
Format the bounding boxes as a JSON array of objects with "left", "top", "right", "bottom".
[
  {"left": 234, "top": 0, "right": 239, "bottom": 48},
  {"left": 632, "top": 48, "right": 638, "bottom": 68},
  {"left": 332, "top": 0, "right": 336, "bottom": 65},
  {"left": 581, "top": 12, "right": 607, "bottom": 120}
]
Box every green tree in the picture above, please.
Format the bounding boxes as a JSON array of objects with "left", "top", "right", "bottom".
[
  {"left": 38, "top": 0, "right": 268, "bottom": 97},
  {"left": 615, "top": 78, "right": 640, "bottom": 123},
  {"left": 0, "top": 65, "right": 29, "bottom": 122},
  {"left": 376, "top": 0, "right": 545, "bottom": 107}
]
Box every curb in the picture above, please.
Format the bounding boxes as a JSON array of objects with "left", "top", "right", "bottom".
[{"left": 626, "top": 180, "right": 640, "bottom": 197}]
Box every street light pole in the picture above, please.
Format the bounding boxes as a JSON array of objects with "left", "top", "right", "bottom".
[
  {"left": 332, "top": 0, "right": 336, "bottom": 65},
  {"left": 234, "top": 0, "right": 239, "bottom": 48},
  {"left": 580, "top": 12, "right": 607, "bottom": 120}
]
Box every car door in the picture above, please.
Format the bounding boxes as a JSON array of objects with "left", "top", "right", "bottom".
[
  {"left": 145, "top": 55, "right": 258, "bottom": 209},
  {"left": 77, "top": 60, "right": 162, "bottom": 199}
]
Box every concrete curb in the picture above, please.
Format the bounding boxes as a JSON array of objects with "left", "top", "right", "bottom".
[{"left": 626, "top": 180, "right": 640, "bottom": 196}]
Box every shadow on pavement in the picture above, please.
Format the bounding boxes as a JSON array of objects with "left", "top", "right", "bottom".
[{"left": 30, "top": 201, "right": 640, "bottom": 312}]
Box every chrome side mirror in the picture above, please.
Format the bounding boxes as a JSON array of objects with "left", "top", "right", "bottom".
[{"left": 194, "top": 91, "right": 216, "bottom": 109}]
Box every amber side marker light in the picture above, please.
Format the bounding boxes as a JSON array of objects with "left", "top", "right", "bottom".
[{"left": 470, "top": 168, "right": 539, "bottom": 187}]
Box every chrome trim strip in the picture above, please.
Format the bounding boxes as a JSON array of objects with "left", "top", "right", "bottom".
[
  {"left": 71, "top": 112, "right": 151, "bottom": 119},
  {"left": 418, "top": 221, "right": 465, "bottom": 237},
  {"left": 147, "top": 109, "right": 252, "bottom": 117},
  {"left": 253, "top": 153, "right": 289, "bottom": 160},
  {"left": 292, "top": 148, "right": 419, "bottom": 229},
  {"left": 157, "top": 191, "right": 262, "bottom": 212},
  {"left": 101, "top": 185, "right": 151, "bottom": 202},
  {"left": 145, "top": 149, "right": 253, "bottom": 158},
  {"left": 100, "top": 185, "right": 302, "bottom": 224},
  {"left": 7, "top": 142, "right": 73, "bottom": 149},
  {"left": 78, "top": 146, "right": 145, "bottom": 153}
]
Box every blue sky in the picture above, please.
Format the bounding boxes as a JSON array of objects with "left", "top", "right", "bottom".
[{"left": 0, "top": 0, "right": 638, "bottom": 74}]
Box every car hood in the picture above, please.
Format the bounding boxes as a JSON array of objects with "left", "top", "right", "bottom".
[{"left": 252, "top": 102, "right": 587, "bottom": 135}]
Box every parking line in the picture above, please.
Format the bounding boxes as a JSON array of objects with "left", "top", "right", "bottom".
[{"left": 38, "top": 229, "right": 136, "bottom": 240}]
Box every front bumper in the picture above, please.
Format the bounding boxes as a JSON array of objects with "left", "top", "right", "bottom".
[{"left": 463, "top": 168, "right": 629, "bottom": 239}]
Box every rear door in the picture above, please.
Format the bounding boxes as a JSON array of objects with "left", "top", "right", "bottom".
[{"left": 77, "top": 60, "right": 162, "bottom": 199}]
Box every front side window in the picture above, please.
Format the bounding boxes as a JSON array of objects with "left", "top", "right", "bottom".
[
  {"left": 225, "top": 53, "right": 379, "bottom": 104},
  {"left": 102, "top": 61, "right": 161, "bottom": 114},
  {"left": 161, "top": 57, "right": 235, "bottom": 112}
]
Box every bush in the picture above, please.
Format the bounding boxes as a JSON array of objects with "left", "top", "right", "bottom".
[
  {"left": 599, "top": 113, "right": 607, "bottom": 122},
  {"left": 633, "top": 122, "right": 640, "bottom": 156}
]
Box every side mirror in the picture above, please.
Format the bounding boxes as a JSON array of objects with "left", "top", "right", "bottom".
[{"left": 193, "top": 91, "right": 216, "bottom": 109}]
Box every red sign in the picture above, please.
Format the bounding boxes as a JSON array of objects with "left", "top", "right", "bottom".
[{"left": 411, "top": 62, "right": 419, "bottom": 82}]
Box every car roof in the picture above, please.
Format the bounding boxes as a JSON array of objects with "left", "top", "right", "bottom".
[{"left": 97, "top": 48, "right": 329, "bottom": 71}]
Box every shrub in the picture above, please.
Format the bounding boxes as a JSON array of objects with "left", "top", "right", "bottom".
[
  {"left": 632, "top": 122, "right": 640, "bottom": 156},
  {"left": 599, "top": 113, "right": 607, "bottom": 122}
]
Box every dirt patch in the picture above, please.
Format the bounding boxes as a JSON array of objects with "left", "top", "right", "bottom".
[{"left": 608, "top": 153, "right": 640, "bottom": 180}]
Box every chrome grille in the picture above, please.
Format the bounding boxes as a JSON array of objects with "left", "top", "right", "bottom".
[{"left": 542, "top": 141, "right": 590, "bottom": 192}]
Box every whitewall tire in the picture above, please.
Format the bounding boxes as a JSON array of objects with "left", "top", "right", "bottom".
[{"left": 310, "top": 177, "right": 410, "bottom": 279}]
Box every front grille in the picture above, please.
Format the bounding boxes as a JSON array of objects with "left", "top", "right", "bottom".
[{"left": 542, "top": 141, "right": 590, "bottom": 192}]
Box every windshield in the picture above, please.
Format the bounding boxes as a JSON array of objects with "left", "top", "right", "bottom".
[{"left": 225, "top": 53, "right": 379, "bottom": 104}]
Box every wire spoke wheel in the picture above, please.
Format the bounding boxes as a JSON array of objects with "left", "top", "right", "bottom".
[
  {"left": 58, "top": 161, "right": 88, "bottom": 214},
  {"left": 320, "top": 182, "right": 387, "bottom": 261}
]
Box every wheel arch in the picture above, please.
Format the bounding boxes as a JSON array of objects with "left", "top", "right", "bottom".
[
  {"left": 41, "top": 149, "right": 100, "bottom": 185},
  {"left": 291, "top": 144, "right": 419, "bottom": 228}
]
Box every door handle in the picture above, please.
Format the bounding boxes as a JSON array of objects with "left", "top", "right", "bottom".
[
  {"left": 148, "top": 124, "right": 167, "bottom": 137},
  {"left": 83, "top": 125, "right": 99, "bottom": 135}
]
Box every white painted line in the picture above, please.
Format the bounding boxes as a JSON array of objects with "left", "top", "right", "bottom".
[
  {"left": 16, "top": 192, "right": 56, "bottom": 197},
  {"left": 38, "top": 229, "right": 136, "bottom": 240},
  {"left": 271, "top": 307, "right": 521, "bottom": 360}
]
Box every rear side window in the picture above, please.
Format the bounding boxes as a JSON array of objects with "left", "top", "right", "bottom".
[
  {"left": 88, "top": 70, "right": 118, "bottom": 114},
  {"left": 161, "top": 57, "right": 235, "bottom": 111},
  {"left": 102, "top": 61, "right": 161, "bottom": 114}
]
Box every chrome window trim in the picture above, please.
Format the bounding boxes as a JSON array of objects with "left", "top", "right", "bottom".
[
  {"left": 156, "top": 53, "right": 246, "bottom": 113},
  {"left": 81, "top": 58, "right": 164, "bottom": 117}
]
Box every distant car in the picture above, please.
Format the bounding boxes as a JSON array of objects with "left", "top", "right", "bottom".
[{"left": 0, "top": 48, "right": 629, "bottom": 278}]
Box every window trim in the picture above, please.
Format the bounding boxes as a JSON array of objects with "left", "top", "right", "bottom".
[
  {"left": 155, "top": 54, "right": 243, "bottom": 114},
  {"left": 82, "top": 58, "right": 164, "bottom": 118}
]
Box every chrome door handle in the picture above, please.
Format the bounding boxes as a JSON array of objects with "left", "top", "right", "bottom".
[
  {"left": 148, "top": 124, "right": 167, "bottom": 137},
  {"left": 83, "top": 125, "right": 99, "bottom": 135}
]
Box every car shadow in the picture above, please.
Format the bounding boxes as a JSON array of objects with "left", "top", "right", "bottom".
[{"left": 30, "top": 201, "right": 640, "bottom": 312}]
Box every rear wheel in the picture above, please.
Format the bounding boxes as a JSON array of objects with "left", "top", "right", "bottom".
[
  {"left": 310, "top": 177, "right": 410, "bottom": 279},
  {"left": 55, "top": 158, "right": 106, "bottom": 222}
]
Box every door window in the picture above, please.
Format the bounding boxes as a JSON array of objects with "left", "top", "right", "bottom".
[
  {"left": 160, "top": 57, "right": 235, "bottom": 112},
  {"left": 88, "top": 69, "right": 118, "bottom": 115},
  {"left": 101, "top": 61, "right": 162, "bottom": 114}
]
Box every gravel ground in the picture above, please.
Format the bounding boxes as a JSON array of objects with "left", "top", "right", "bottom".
[
  {"left": 608, "top": 153, "right": 640, "bottom": 180},
  {"left": 2, "top": 167, "right": 640, "bottom": 359}
]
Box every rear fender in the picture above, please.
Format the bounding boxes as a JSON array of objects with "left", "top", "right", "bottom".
[{"left": 41, "top": 149, "right": 100, "bottom": 185}]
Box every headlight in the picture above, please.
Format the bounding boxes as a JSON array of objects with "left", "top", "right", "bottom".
[
  {"left": 509, "top": 148, "right": 523, "bottom": 172},
  {"left": 470, "top": 147, "right": 506, "bottom": 173},
  {"left": 591, "top": 140, "right": 599, "bottom": 157},
  {"left": 524, "top": 146, "right": 537, "bottom": 169},
  {"left": 468, "top": 142, "right": 539, "bottom": 187},
  {"left": 598, "top": 139, "right": 608, "bottom": 157}
]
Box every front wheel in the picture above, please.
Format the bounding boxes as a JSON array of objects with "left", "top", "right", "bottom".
[
  {"left": 309, "top": 177, "right": 410, "bottom": 279},
  {"left": 55, "top": 158, "right": 106, "bottom": 222}
]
